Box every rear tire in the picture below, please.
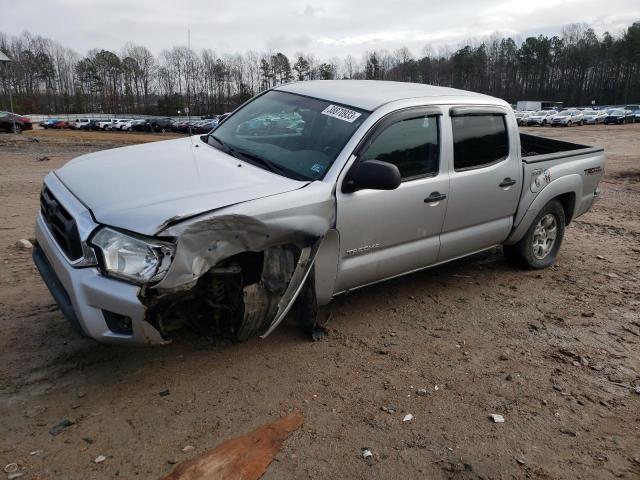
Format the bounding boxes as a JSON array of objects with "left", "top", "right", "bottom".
[
  {"left": 504, "top": 200, "right": 565, "bottom": 270},
  {"left": 12, "top": 124, "right": 22, "bottom": 134}
]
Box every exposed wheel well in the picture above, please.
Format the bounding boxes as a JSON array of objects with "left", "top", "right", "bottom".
[{"left": 554, "top": 192, "right": 576, "bottom": 225}]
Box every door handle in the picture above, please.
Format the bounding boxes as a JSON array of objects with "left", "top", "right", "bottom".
[
  {"left": 424, "top": 192, "right": 447, "bottom": 203},
  {"left": 499, "top": 178, "right": 517, "bottom": 188}
]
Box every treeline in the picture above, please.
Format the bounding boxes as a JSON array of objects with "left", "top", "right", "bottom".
[{"left": 0, "top": 21, "right": 639, "bottom": 116}]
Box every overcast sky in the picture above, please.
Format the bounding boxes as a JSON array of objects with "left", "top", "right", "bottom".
[{"left": 2, "top": 0, "right": 639, "bottom": 58}]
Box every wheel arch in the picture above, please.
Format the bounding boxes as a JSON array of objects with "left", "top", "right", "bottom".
[{"left": 505, "top": 175, "right": 581, "bottom": 246}]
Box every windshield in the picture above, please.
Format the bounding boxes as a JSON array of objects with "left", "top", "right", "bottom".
[
  {"left": 207, "top": 90, "right": 369, "bottom": 181},
  {"left": 609, "top": 109, "right": 624, "bottom": 115},
  {"left": 535, "top": 111, "right": 547, "bottom": 115},
  {"left": 583, "top": 110, "right": 597, "bottom": 115}
]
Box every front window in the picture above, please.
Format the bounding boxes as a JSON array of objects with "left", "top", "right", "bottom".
[
  {"left": 360, "top": 114, "right": 439, "bottom": 180},
  {"left": 207, "top": 90, "right": 369, "bottom": 181}
]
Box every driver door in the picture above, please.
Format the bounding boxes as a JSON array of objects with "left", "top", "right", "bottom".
[{"left": 334, "top": 107, "right": 449, "bottom": 292}]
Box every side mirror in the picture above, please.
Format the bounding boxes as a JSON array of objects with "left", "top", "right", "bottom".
[{"left": 344, "top": 159, "right": 401, "bottom": 193}]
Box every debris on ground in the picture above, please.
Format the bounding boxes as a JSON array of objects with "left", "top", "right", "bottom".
[
  {"left": 36, "top": 156, "right": 50, "bottom": 161},
  {"left": 181, "top": 446, "right": 195, "bottom": 453},
  {"left": 361, "top": 448, "right": 373, "bottom": 459},
  {"left": 94, "top": 455, "right": 106, "bottom": 464},
  {"left": 403, "top": 414, "right": 414, "bottom": 422},
  {"left": 4, "top": 463, "right": 19, "bottom": 474},
  {"left": 49, "top": 418, "right": 74, "bottom": 436},
  {"left": 159, "top": 389, "right": 171, "bottom": 397},
  {"left": 160, "top": 412, "right": 304, "bottom": 480},
  {"left": 416, "top": 388, "right": 428, "bottom": 396},
  {"left": 489, "top": 414, "right": 505, "bottom": 423},
  {"left": 15, "top": 239, "right": 32, "bottom": 250}
]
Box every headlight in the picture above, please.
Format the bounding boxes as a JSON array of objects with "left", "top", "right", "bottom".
[{"left": 91, "top": 227, "right": 174, "bottom": 284}]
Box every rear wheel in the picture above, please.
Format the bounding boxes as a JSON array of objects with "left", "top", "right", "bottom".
[
  {"left": 504, "top": 200, "right": 565, "bottom": 270},
  {"left": 12, "top": 123, "right": 22, "bottom": 134}
]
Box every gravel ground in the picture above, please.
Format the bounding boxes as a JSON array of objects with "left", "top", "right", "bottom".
[{"left": 0, "top": 125, "right": 639, "bottom": 479}]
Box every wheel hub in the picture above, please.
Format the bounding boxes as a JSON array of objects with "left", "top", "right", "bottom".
[{"left": 532, "top": 214, "right": 558, "bottom": 260}]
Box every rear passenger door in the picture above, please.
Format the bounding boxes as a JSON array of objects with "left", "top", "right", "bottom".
[
  {"left": 335, "top": 107, "right": 449, "bottom": 292},
  {"left": 439, "top": 106, "right": 521, "bottom": 261}
]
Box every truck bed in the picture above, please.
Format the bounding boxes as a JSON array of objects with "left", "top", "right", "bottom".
[
  {"left": 509, "top": 132, "right": 605, "bottom": 244},
  {"left": 520, "top": 133, "right": 603, "bottom": 163}
]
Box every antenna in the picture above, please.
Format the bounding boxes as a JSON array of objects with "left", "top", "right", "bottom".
[{"left": 187, "top": 28, "right": 193, "bottom": 140}]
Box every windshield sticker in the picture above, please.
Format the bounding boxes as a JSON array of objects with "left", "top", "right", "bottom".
[
  {"left": 321, "top": 105, "right": 362, "bottom": 123},
  {"left": 311, "top": 163, "right": 324, "bottom": 174}
]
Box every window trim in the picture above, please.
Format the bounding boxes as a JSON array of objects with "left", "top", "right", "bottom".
[
  {"left": 343, "top": 106, "right": 442, "bottom": 190},
  {"left": 449, "top": 105, "right": 507, "bottom": 117},
  {"left": 451, "top": 112, "right": 510, "bottom": 173}
]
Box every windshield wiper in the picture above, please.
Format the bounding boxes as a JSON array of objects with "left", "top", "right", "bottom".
[
  {"left": 207, "top": 134, "right": 232, "bottom": 153},
  {"left": 207, "top": 135, "right": 307, "bottom": 181}
]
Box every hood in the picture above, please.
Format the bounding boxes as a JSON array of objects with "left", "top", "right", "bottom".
[{"left": 55, "top": 137, "right": 307, "bottom": 235}]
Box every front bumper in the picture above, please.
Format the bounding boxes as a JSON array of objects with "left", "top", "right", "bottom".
[{"left": 34, "top": 206, "right": 167, "bottom": 346}]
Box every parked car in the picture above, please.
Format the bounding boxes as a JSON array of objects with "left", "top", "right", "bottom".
[
  {"left": 582, "top": 110, "right": 607, "bottom": 124},
  {"left": 516, "top": 111, "right": 535, "bottom": 126},
  {"left": 631, "top": 109, "right": 640, "bottom": 123},
  {"left": 96, "top": 119, "right": 114, "bottom": 130},
  {"left": 81, "top": 120, "right": 100, "bottom": 131},
  {"left": 127, "top": 119, "right": 149, "bottom": 132},
  {"left": 0, "top": 111, "right": 33, "bottom": 133},
  {"left": 192, "top": 118, "right": 220, "bottom": 134},
  {"left": 525, "top": 110, "right": 557, "bottom": 126},
  {"left": 71, "top": 119, "right": 92, "bottom": 130},
  {"left": 148, "top": 117, "right": 175, "bottom": 133},
  {"left": 110, "top": 119, "right": 134, "bottom": 131},
  {"left": 198, "top": 117, "right": 219, "bottom": 133},
  {"left": 32, "top": 81, "right": 605, "bottom": 345},
  {"left": 120, "top": 119, "right": 145, "bottom": 131},
  {"left": 175, "top": 120, "right": 199, "bottom": 134},
  {"left": 550, "top": 110, "right": 583, "bottom": 126},
  {"left": 51, "top": 120, "right": 70, "bottom": 129},
  {"left": 40, "top": 119, "right": 60, "bottom": 129},
  {"left": 604, "top": 108, "right": 632, "bottom": 124}
]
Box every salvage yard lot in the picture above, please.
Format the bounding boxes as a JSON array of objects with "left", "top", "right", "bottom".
[{"left": 0, "top": 126, "right": 639, "bottom": 479}]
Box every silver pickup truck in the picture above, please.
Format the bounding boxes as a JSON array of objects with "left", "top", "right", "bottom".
[{"left": 33, "top": 81, "right": 605, "bottom": 345}]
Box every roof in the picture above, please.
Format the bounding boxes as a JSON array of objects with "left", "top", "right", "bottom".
[{"left": 276, "top": 80, "right": 502, "bottom": 111}]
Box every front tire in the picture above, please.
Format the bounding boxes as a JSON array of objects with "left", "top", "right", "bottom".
[
  {"left": 504, "top": 200, "right": 565, "bottom": 270},
  {"left": 12, "top": 123, "right": 22, "bottom": 134}
]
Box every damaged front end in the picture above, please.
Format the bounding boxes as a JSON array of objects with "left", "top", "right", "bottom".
[{"left": 140, "top": 184, "right": 333, "bottom": 342}]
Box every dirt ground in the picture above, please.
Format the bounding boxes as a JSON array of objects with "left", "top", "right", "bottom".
[{"left": 0, "top": 125, "right": 639, "bottom": 480}]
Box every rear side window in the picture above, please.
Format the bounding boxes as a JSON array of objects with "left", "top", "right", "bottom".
[
  {"left": 361, "top": 115, "right": 439, "bottom": 180},
  {"left": 451, "top": 115, "right": 508, "bottom": 171}
]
